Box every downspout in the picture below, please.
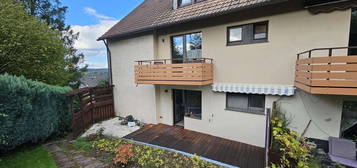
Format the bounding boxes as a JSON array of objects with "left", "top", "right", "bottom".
[{"left": 103, "top": 39, "right": 113, "bottom": 85}]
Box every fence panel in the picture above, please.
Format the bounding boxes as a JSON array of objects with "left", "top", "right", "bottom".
[{"left": 67, "top": 85, "right": 115, "bottom": 137}]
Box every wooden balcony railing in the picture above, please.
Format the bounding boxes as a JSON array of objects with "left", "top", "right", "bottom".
[
  {"left": 135, "top": 58, "right": 213, "bottom": 85},
  {"left": 295, "top": 46, "right": 357, "bottom": 95}
]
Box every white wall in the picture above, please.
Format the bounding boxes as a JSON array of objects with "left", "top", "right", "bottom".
[
  {"left": 109, "top": 35, "right": 157, "bottom": 124},
  {"left": 277, "top": 90, "right": 357, "bottom": 140},
  {"left": 156, "top": 85, "right": 279, "bottom": 147}
]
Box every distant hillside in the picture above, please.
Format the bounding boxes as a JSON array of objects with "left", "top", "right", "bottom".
[
  {"left": 81, "top": 69, "right": 109, "bottom": 88},
  {"left": 86, "top": 68, "right": 109, "bottom": 73}
]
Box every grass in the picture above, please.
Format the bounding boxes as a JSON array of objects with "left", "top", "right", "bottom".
[
  {"left": 0, "top": 146, "right": 57, "bottom": 168},
  {"left": 73, "top": 138, "right": 92, "bottom": 151}
]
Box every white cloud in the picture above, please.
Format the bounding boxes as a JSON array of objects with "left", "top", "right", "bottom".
[
  {"left": 71, "top": 7, "right": 119, "bottom": 68},
  {"left": 84, "top": 7, "right": 115, "bottom": 20},
  {"left": 72, "top": 19, "right": 117, "bottom": 50}
]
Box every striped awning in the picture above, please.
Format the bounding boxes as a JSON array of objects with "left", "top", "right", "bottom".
[{"left": 212, "top": 83, "right": 295, "bottom": 96}]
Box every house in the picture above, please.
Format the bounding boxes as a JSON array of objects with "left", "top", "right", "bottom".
[{"left": 98, "top": 0, "right": 357, "bottom": 149}]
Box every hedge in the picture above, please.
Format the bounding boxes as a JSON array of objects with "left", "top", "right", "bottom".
[{"left": 0, "top": 74, "right": 72, "bottom": 151}]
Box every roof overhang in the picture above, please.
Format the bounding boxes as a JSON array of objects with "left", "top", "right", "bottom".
[{"left": 305, "top": 0, "right": 357, "bottom": 14}]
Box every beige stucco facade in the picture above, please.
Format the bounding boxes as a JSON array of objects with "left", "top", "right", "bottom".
[
  {"left": 109, "top": 35, "right": 158, "bottom": 124},
  {"left": 108, "top": 9, "right": 353, "bottom": 147},
  {"left": 155, "top": 85, "right": 279, "bottom": 147},
  {"left": 156, "top": 9, "right": 351, "bottom": 84},
  {"left": 278, "top": 91, "right": 357, "bottom": 140}
]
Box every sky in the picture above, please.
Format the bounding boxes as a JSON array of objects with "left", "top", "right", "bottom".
[{"left": 62, "top": 0, "right": 144, "bottom": 69}]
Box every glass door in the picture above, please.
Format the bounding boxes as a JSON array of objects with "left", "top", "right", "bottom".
[
  {"left": 184, "top": 90, "right": 202, "bottom": 119},
  {"left": 173, "top": 89, "right": 202, "bottom": 126},
  {"left": 173, "top": 89, "right": 185, "bottom": 125},
  {"left": 171, "top": 32, "right": 202, "bottom": 63},
  {"left": 349, "top": 8, "right": 357, "bottom": 55},
  {"left": 172, "top": 36, "right": 184, "bottom": 63}
]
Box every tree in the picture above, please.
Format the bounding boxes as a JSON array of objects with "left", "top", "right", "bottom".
[
  {"left": 0, "top": 0, "right": 69, "bottom": 85},
  {"left": 20, "top": 0, "right": 87, "bottom": 88}
]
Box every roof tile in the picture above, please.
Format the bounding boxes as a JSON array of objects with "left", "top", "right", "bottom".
[{"left": 99, "top": 0, "right": 274, "bottom": 40}]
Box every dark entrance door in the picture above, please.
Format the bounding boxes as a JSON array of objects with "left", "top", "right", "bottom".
[
  {"left": 173, "top": 89, "right": 185, "bottom": 125},
  {"left": 173, "top": 89, "right": 202, "bottom": 126},
  {"left": 340, "top": 101, "right": 357, "bottom": 138}
]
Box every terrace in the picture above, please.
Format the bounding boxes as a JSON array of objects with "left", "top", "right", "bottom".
[
  {"left": 295, "top": 47, "right": 357, "bottom": 95},
  {"left": 134, "top": 58, "right": 213, "bottom": 86}
]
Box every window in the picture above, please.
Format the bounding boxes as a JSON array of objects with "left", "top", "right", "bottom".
[
  {"left": 177, "top": 0, "right": 205, "bottom": 7},
  {"left": 341, "top": 101, "right": 357, "bottom": 137},
  {"left": 226, "top": 93, "right": 265, "bottom": 114},
  {"left": 228, "top": 27, "right": 242, "bottom": 42},
  {"left": 173, "top": 90, "right": 202, "bottom": 122},
  {"left": 253, "top": 22, "right": 268, "bottom": 40},
  {"left": 349, "top": 8, "right": 357, "bottom": 55},
  {"left": 178, "top": 0, "right": 192, "bottom": 7},
  {"left": 227, "top": 21, "right": 268, "bottom": 45},
  {"left": 171, "top": 32, "right": 202, "bottom": 63}
]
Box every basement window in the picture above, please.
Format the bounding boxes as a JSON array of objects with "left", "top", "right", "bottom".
[{"left": 226, "top": 93, "right": 265, "bottom": 115}]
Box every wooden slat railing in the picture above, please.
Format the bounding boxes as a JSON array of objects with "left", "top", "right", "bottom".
[
  {"left": 295, "top": 46, "right": 357, "bottom": 95},
  {"left": 135, "top": 58, "right": 213, "bottom": 85},
  {"left": 66, "top": 85, "right": 115, "bottom": 137}
]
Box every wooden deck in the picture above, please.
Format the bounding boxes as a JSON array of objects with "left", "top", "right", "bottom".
[{"left": 124, "top": 124, "right": 265, "bottom": 168}]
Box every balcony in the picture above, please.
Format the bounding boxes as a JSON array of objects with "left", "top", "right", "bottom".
[
  {"left": 134, "top": 58, "right": 213, "bottom": 85},
  {"left": 295, "top": 47, "right": 357, "bottom": 96}
]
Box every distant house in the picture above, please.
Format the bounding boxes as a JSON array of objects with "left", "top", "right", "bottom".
[{"left": 98, "top": 0, "right": 357, "bottom": 149}]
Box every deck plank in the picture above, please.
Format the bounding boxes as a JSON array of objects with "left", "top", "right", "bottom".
[{"left": 124, "top": 124, "right": 265, "bottom": 168}]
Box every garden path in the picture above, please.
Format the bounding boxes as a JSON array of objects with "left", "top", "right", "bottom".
[{"left": 45, "top": 140, "right": 108, "bottom": 168}]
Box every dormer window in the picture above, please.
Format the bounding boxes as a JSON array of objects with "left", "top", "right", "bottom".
[
  {"left": 175, "top": 0, "right": 204, "bottom": 8},
  {"left": 178, "top": 0, "right": 192, "bottom": 7}
]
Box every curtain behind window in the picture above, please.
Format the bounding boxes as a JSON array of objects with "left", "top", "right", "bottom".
[{"left": 227, "top": 94, "right": 248, "bottom": 110}]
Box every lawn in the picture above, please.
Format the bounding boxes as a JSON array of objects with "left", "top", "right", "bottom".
[{"left": 0, "top": 146, "right": 57, "bottom": 168}]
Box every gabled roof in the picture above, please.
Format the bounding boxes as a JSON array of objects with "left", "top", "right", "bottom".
[{"left": 98, "top": 0, "right": 285, "bottom": 40}]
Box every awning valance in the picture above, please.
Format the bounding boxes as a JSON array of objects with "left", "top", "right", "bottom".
[{"left": 212, "top": 83, "right": 294, "bottom": 96}]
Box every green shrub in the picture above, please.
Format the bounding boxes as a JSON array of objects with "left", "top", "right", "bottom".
[
  {"left": 271, "top": 110, "right": 312, "bottom": 168},
  {"left": 91, "top": 138, "right": 127, "bottom": 152},
  {"left": 0, "top": 74, "right": 72, "bottom": 151}
]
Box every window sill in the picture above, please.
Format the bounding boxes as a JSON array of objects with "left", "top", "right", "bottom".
[
  {"left": 225, "top": 108, "right": 265, "bottom": 115},
  {"left": 227, "top": 39, "right": 268, "bottom": 46}
]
